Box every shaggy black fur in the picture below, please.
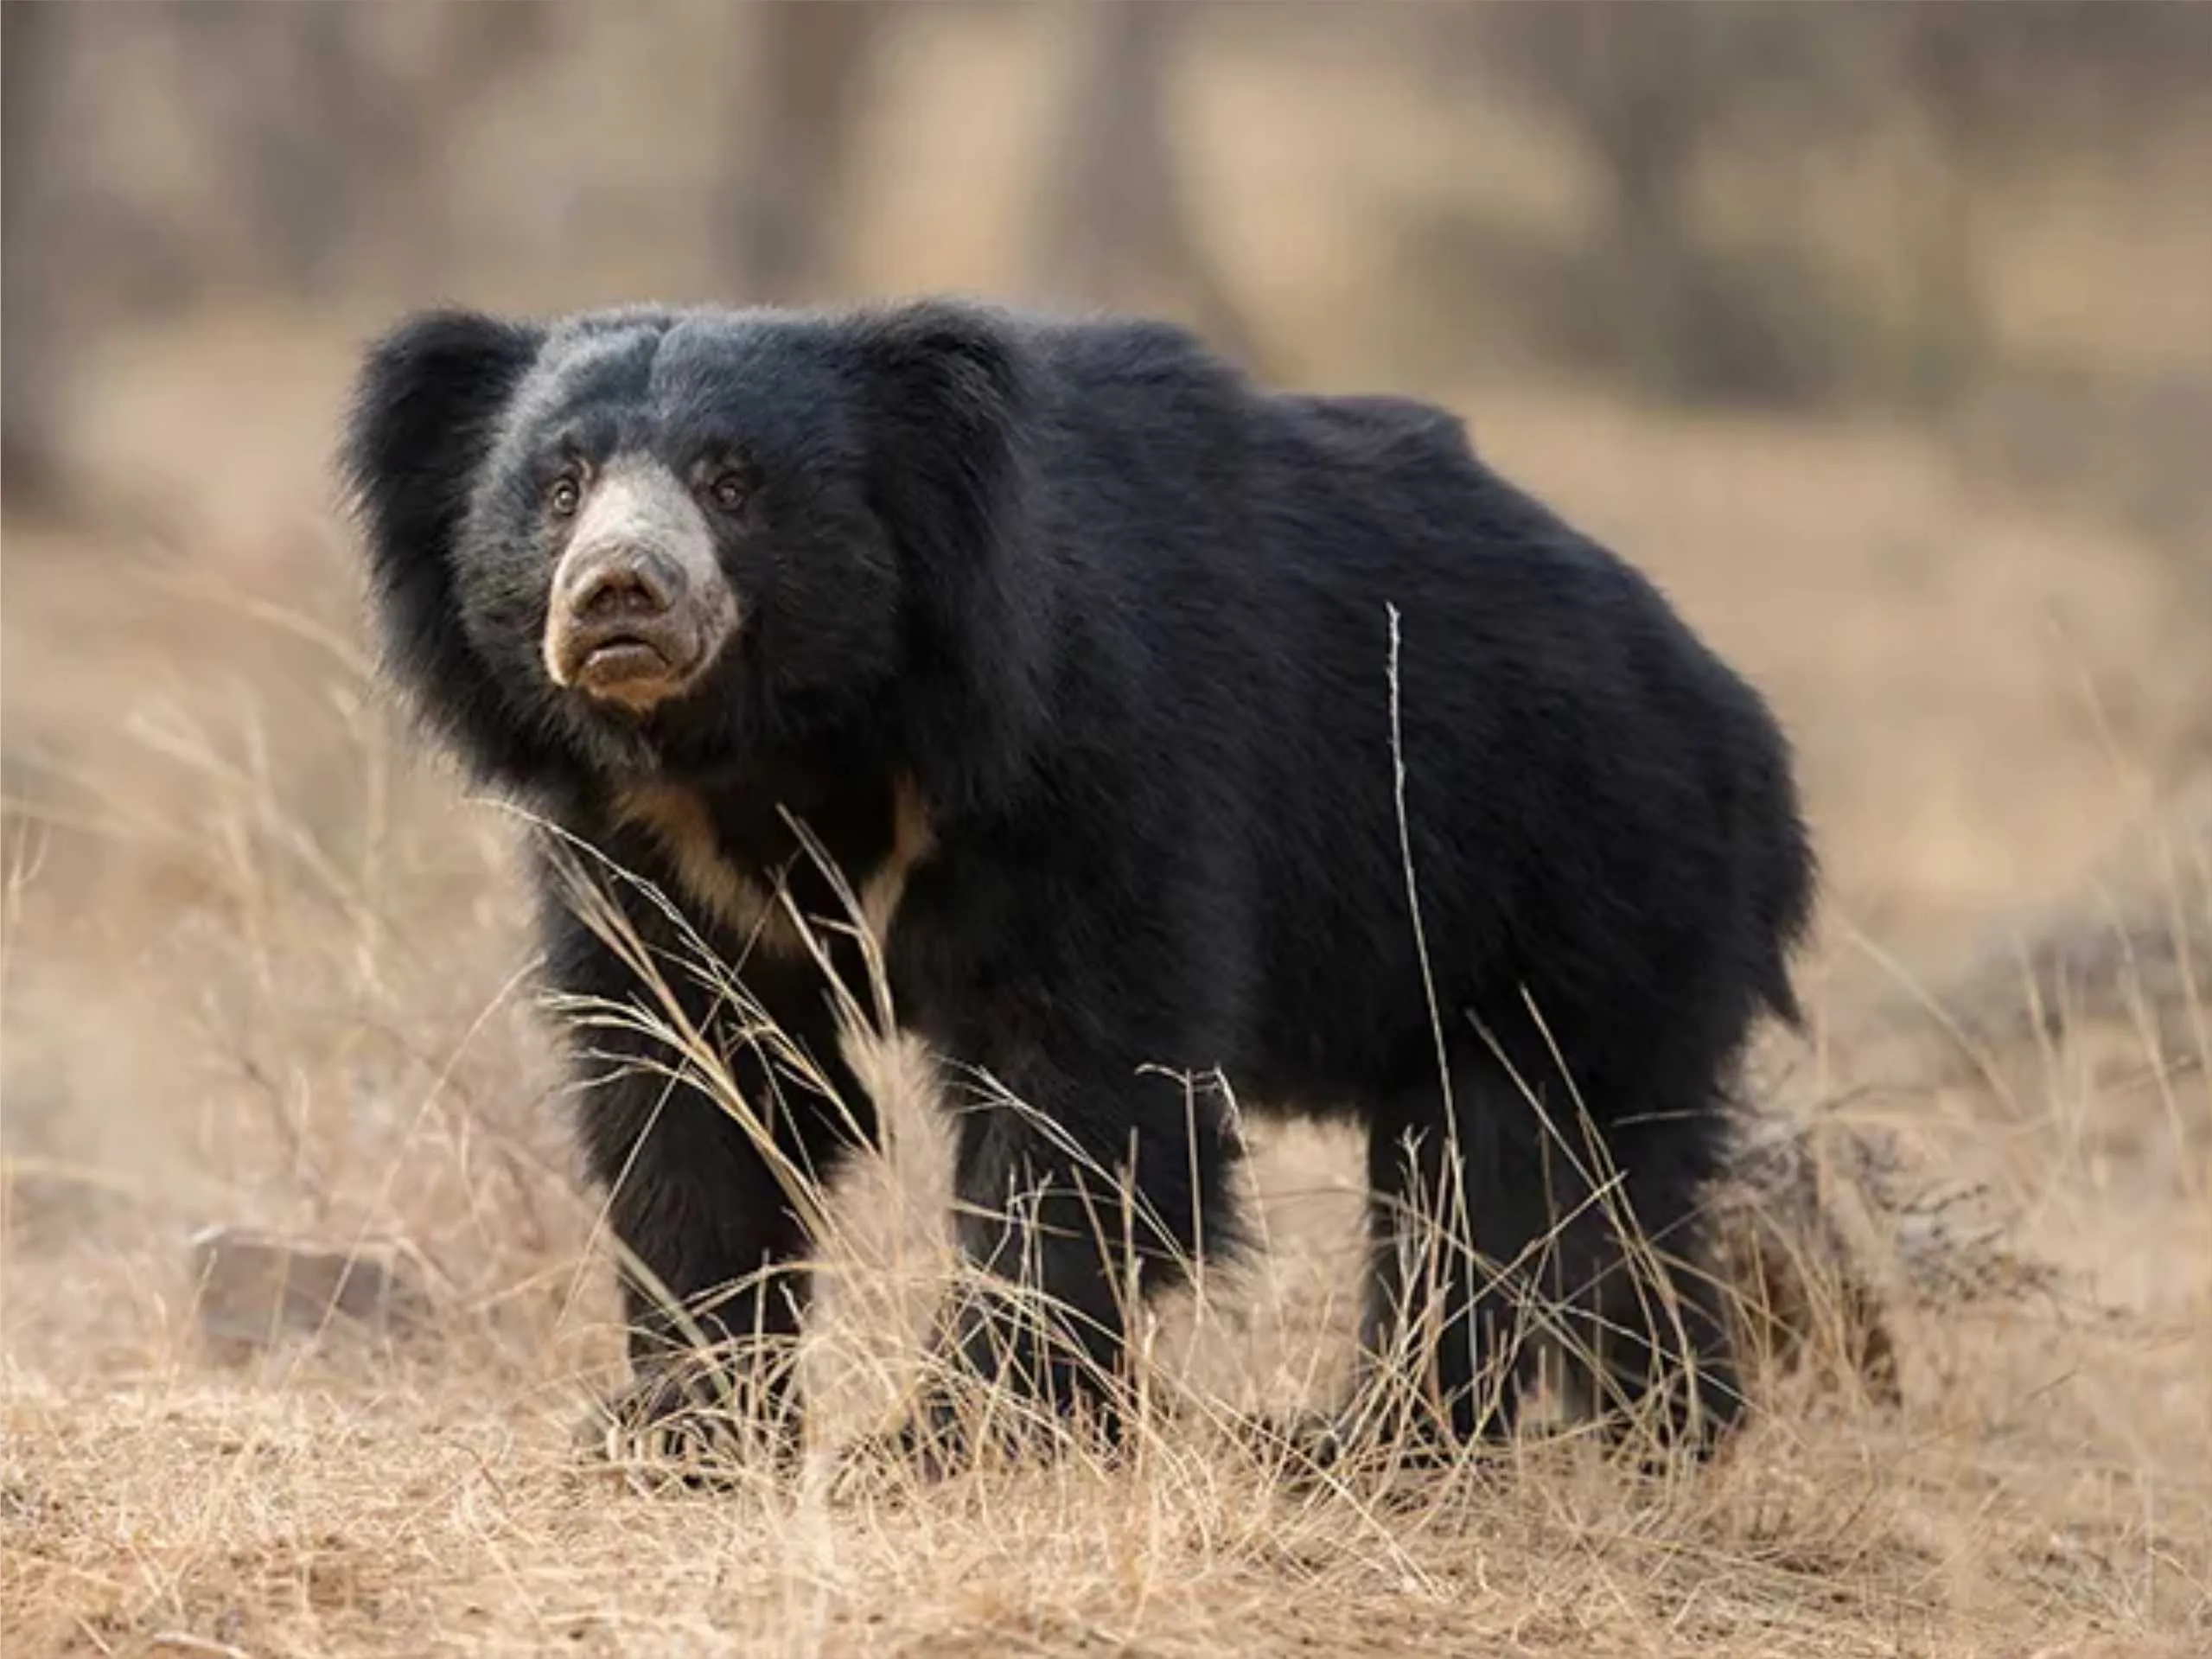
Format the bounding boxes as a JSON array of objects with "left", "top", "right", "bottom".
[{"left": 341, "top": 297, "right": 1814, "bottom": 1466}]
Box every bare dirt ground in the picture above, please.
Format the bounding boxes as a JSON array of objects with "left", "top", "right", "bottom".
[{"left": 3, "top": 305, "right": 2207, "bottom": 1659}]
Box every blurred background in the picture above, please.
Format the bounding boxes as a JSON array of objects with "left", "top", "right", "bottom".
[
  {"left": 3, "top": 0, "right": 2211, "bottom": 1363},
  {"left": 8, "top": 15, "right": 2212, "bottom": 1650}
]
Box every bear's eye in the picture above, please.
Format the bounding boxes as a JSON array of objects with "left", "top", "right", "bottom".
[
  {"left": 546, "top": 475, "right": 582, "bottom": 519},
  {"left": 709, "top": 469, "right": 750, "bottom": 513}
]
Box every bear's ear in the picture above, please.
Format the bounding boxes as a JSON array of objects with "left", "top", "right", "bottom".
[
  {"left": 340, "top": 307, "right": 544, "bottom": 580},
  {"left": 852, "top": 302, "right": 1048, "bottom": 812},
  {"left": 338, "top": 309, "right": 546, "bottom": 767},
  {"left": 859, "top": 299, "right": 1023, "bottom": 403},
  {"left": 852, "top": 300, "right": 1028, "bottom": 522}
]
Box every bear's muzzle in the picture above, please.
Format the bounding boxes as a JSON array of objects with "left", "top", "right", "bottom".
[{"left": 541, "top": 461, "right": 740, "bottom": 713}]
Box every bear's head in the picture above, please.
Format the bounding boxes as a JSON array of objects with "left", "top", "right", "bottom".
[{"left": 340, "top": 300, "right": 1045, "bottom": 807}]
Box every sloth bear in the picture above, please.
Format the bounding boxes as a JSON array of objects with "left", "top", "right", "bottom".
[{"left": 341, "top": 297, "right": 1814, "bottom": 1471}]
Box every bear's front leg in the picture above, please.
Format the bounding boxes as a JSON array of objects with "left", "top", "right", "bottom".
[
  {"left": 546, "top": 901, "right": 877, "bottom": 1478},
  {"left": 866, "top": 1039, "right": 1245, "bottom": 1478}
]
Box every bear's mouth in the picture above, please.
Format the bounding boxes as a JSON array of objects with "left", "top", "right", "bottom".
[
  {"left": 564, "top": 626, "right": 708, "bottom": 711},
  {"left": 579, "top": 636, "right": 679, "bottom": 686},
  {"left": 548, "top": 606, "right": 735, "bottom": 715}
]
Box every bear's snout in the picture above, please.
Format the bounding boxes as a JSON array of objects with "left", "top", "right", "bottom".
[
  {"left": 565, "top": 545, "right": 683, "bottom": 625},
  {"left": 549, "top": 544, "right": 694, "bottom": 700},
  {"left": 539, "top": 461, "right": 742, "bottom": 713}
]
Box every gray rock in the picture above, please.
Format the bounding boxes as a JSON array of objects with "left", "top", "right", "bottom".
[{"left": 187, "top": 1225, "right": 433, "bottom": 1361}]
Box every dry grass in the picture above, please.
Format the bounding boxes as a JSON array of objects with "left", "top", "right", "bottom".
[{"left": 6, "top": 319, "right": 2212, "bottom": 1657}]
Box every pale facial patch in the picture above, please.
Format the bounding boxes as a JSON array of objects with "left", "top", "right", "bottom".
[{"left": 542, "top": 460, "right": 740, "bottom": 708}]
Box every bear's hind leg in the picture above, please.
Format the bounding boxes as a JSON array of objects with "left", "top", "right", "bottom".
[
  {"left": 1355, "top": 1068, "right": 1546, "bottom": 1460},
  {"left": 1355, "top": 1058, "right": 1740, "bottom": 1464},
  {"left": 1564, "top": 1104, "right": 1743, "bottom": 1459}
]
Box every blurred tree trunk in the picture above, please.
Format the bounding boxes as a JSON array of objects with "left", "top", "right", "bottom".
[
  {"left": 1902, "top": 11, "right": 1995, "bottom": 414},
  {"left": 3, "top": 0, "right": 68, "bottom": 511},
  {"left": 1539, "top": 7, "right": 1717, "bottom": 399},
  {"left": 177, "top": 2, "right": 552, "bottom": 299},
  {"left": 265, "top": 3, "right": 356, "bottom": 296},
  {"left": 169, "top": 1, "right": 349, "bottom": 297},
  {"left": 719, "top": 2, "right": 892, "bottom": 301},
  {"left": 1033, "top": 2, "right": 1261, "bottom": 366}
]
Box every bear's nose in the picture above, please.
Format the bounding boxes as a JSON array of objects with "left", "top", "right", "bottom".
[{"left": 563, "top": 547, "right": 683, "bottom": 623}]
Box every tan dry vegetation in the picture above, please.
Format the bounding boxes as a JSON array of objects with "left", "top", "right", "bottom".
[
  {"left": 3, "top": 317, "right": 2209, "bottom": 1658},
  {"left": 7, "top": 11, "right": 2212, "bottom": 1652}
]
